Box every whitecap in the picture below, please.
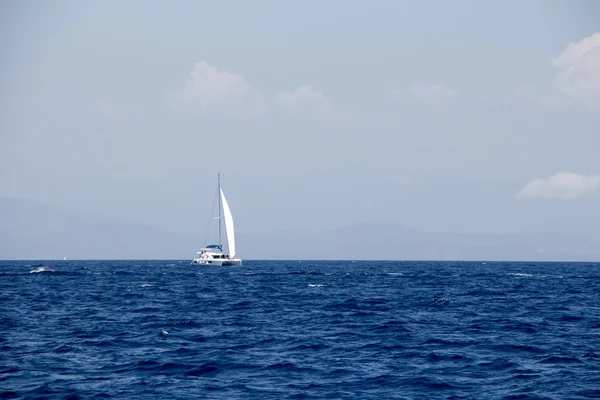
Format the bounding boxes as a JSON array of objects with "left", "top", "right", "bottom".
[
  {"left": 139, "top": 283, "right": 153, "bottom": 287},
  {"left": 308, "top": 284, "right": 324, "bottom": 287},
  {"left": 30, "top": 267, "right": 55, "bottom": 273},
  {"left": 507, "top": 272, "right": 534, "bottom": 277}
]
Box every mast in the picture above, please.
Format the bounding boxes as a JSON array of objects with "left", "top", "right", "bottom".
[{"left": 218, "top": 173, "right": 222, "bottom": 249}]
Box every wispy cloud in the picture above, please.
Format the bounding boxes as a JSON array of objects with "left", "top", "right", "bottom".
[
  {"left": 167, "top": 61, "right": 268, "bottom": 119},
  {"left": 507, "top": 85, "right": 540, "bottom": 105},
  {"left": 94, "top": 99, "right": 143, "bottom": 121},
  {"left": 514, "top": 172, "right": 600, "bottom": 200},
  {"left": 274, "top": 85, "right": 339, "bottom": 121},
  {"left": 506, "top": 85, "right": 565, "bottom": 108},
  {"left": 168, "top": 61, "right": 340, "bottom": 121},
  {"left": 411, "top": 84, "right": 458, "bottom": 105},
  {"left": 552, "top": 32, "right": 600, "bottom": 108}
]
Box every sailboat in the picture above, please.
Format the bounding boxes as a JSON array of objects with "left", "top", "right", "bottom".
[{"left": 192, "top": 174, "right": 242, "bottom": 266}]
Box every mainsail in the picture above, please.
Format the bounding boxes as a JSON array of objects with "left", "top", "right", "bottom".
[{"left": 220, "top": 187, "right": 236, "bottom": 258}]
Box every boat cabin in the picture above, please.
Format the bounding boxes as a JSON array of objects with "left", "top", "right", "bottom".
[{"left": 196, "top": 245, "right": 230, "bottom": 259}]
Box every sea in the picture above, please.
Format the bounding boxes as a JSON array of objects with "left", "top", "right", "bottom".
[{"left": 1, "top": 260, "right": 599, "bottom": 399}]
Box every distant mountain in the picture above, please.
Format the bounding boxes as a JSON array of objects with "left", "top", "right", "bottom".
[
  {"left": 1, "top": 197, "right": 599, "bottom": 261},
  {"left": 237, "top": 223, "right": 600, "bottom": 261},
  {"left": 0, "top": 197, "right": 200, "bottom": 259}
]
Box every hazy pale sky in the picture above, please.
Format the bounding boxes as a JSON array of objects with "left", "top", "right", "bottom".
[{"left": 1, "top": 0, "right": 599, "bottom": 239}]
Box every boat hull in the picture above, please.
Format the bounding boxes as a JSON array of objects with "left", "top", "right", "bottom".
[{"left": 192, "top": 258, "right": 242, "bottom": 266}]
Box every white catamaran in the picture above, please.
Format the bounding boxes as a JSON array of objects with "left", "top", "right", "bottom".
[{"left": 192, "top": 174, "right": 242, "bottom": 266}]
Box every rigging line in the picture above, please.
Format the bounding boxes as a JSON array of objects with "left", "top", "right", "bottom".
[{"left": 203, "top": 186, "right": 219, "bottom": 246}]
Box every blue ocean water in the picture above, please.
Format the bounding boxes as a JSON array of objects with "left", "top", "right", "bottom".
[{"left": 1, "top": 260, "right": 599, "bottom": 399}]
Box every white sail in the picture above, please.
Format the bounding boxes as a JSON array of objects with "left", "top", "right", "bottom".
[{"left": 220, "top": 187, "right": 236, "bottom": 258}]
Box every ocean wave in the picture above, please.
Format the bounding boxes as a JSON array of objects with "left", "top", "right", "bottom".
[
  {"left": 30, "top": 266, "right": 56, "bottom": 273},
  {"left": 1, "top": 259, "right": 598, "bottom": 399}
]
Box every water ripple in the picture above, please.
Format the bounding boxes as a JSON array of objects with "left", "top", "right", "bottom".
[{"left": 1, "top": 260, "right": 598, "bottom": 399}]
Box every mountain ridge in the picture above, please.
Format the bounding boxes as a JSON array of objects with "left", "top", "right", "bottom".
[{"left": 1, "top": 197, "right": 598, "bottom": 261}]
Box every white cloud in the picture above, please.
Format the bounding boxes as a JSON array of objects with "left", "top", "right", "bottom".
[
  {"left": 412, "top": 84, "right": 458, "bottom": 105},
  {"left": 514, "top": 172, "right": 600, "bottom": 200},
  {"left": 274, "top": 85, "right": 338, "bottom": 121},
  {"left": 94, "top": 99, "right": 142, "bottom": 121},
  {"left": 552, "top": 32, "right": 600, "bottom": 108},
  {"left": 168, "top": 61, "right": 267, "bottom": 119},
  {"left": 169, "top": 62, "right": 339, "bottom": 121}
]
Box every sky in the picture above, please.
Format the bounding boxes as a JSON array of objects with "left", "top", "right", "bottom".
[{"left": 1, "top": 0, "right": 599, "bottom": 240}]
